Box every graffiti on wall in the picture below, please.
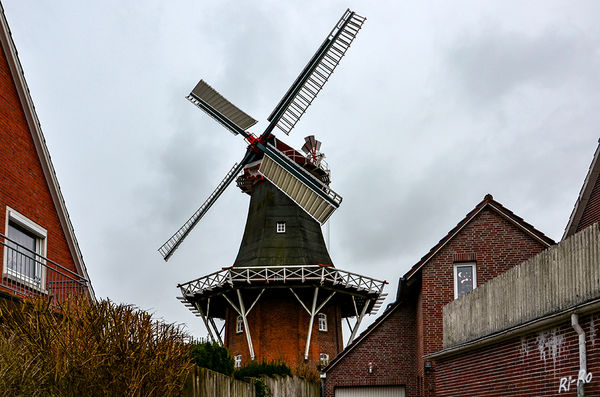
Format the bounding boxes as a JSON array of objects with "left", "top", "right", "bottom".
[
  {"left": 536, "top": 329, "right": 565, "bottom": 369},
  {"left": 558, "top": 370, "right": 593, "bottom": 393}
]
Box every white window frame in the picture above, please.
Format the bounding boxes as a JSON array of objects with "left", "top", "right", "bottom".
[
  {"left": 318, "top": 312, "right": 327, "bottom": 332},
  {"left": 234, "top": 354, "right": 242, "bottom": 368},
  {"left": 3, "top": 207, "right": 47, "bottom": 290},
  {"left": 276, "top": 221, "right": 286, "bottom": 233},
  {"left": 453, "top": 262, "right": 477, "bottom": 299},
  {"left": 236, "top": 315, "right": 243, "bottom": 333},
  {"left": 320, "top": 353, "right": 329, "bottom": 366}
]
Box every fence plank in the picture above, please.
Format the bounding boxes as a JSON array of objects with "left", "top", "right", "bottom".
[{"left": 185, "top": 367, "right": 320, "bottom": 397}]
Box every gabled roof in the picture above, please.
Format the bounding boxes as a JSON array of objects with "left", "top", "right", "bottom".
[
  {"left": 323, "top": 194, "right": 554, "bottom": 373},
  {"left": 563, "top": 139, "right": 600, "bottom": 240},
  {"left": 404, "top": 194, "right": 555, "bottom": 280},
  {"left": 0, "top": 5, "right": 95, "bottom": 299},
  {"left": 324, "top": 194, "right": 554, "bottom": 373}
]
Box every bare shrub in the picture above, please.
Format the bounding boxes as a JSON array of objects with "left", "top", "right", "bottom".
[{"left": 0, "top": 296, "right": 193, "bottom": 396}]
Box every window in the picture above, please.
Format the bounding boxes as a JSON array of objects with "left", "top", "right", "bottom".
[
  {"left": 276, "top": 221, "right": 286, "bottom": 233},
  {"left": 454, "top": 262, "right": 477, "bottom": 299},
  {"left": 320, "top": 353, "right": 329, "bottom": 366},
  {"left": 234, "top": 354, "right": 242, "bottom": 368},
  {"left": 3, "top": 207, "right": 47, "bottom": 288},
  {"left": 236, "top": 315, "right": 243, "bottom": 333},
  {"left": 318, "top": 313, "right": 327, "bottom": 332}
]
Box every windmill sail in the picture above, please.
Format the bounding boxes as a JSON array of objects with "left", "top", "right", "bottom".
[
  {"left": 188, "top": 80, "right": 257, "bottom": 136},
  {"left": 265, "top": 9, "right": 366, "bottom": 137},
  {"left": 159, "top": 160, "right": 248, "bottom": 261},
  {"left": 160, "top": 10, "right": 365, "bottom": 260},
  {"left": 259, "top": 143, "right": 341, "bottom": 224}
]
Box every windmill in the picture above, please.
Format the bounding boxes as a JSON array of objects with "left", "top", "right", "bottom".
[
  {"left": 164, "top": 9, "right": 387, "bottom": 369},
  {"left": 158, "top": 10, "right": 367, "bottom": 262}
]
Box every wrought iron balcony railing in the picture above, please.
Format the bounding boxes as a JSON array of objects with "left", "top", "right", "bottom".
[{"left": 0, "top": 233, "right": 90, "bottom": 303}]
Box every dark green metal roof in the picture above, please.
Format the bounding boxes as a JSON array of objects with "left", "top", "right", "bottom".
[{"left": 233, "top": 181, "right": 333, "bottom": 267}]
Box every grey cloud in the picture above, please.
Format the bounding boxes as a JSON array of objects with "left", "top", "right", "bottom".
[
  {"left": 4, "top": 1, "right": 599, "bottom": 340},
  {"left": 447, "top": 28, "right": 588, "bottom": 105}
]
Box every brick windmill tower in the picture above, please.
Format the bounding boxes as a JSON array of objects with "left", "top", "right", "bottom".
[{"left": 159, "top": 10, "right": 386, "bottom": 370}]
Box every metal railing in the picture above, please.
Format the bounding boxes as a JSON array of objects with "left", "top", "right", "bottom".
[
  {"left": 178, "top": 265, "right": 387, "bottom": 297},
  {"left": 0, "top": 233, "right": 89, "bottom": 303}
]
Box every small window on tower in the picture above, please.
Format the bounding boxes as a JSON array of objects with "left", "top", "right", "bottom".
[
  {"left": 320, "top": 353, "right": 329, "bottom": 366},
  {"left": 276, "top": 221, "right": 286, "bottom": 233},
  {"left": 236, "top": 315, "right": 243, "bottom": 333},
  {"left": 318, "top": 313, "right": 327, "bottom": 332},
  {"left": 235, "top": 354, "right": 242, "bottom": 368}
]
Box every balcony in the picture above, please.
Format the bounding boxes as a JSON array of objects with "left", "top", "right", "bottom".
[
  {"left": 0, "top": 233, "right": 90, "bottom": 303},
  {"left": 177, "top": 264, "right": 388, "bottom": 320}
]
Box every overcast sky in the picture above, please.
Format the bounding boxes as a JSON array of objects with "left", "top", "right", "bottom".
[{"left": 3, "top": 1, "right": 599, "bottom": 340}]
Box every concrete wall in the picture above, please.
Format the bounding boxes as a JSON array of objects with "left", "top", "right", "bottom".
[{"left": 443, "top": 224, "right": 600, "bottom": 348}]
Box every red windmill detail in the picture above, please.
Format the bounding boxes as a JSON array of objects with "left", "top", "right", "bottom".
[{"left": 302, "top": 135, "right": 326, "bottom": 168}]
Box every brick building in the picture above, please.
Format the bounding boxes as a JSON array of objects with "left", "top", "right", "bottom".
[
  {"left": 429, "top": 142, "right": 600, "bottom": 396},
  {"left": 0, "top": 4, "right": 93, "bottom": 302},
  {"left": 432, "top": 225, "right": 599, "bottom": 396},
  {"left": 322, "top": 194, "right": 554, "bottom": 396},
  {"left": 564, "top": 140, "right": 600, "bottom": 238}
]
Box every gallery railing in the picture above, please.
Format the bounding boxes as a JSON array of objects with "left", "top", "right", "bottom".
[{"left": 179, "top": 264, "right": 387, "bottom": 297}]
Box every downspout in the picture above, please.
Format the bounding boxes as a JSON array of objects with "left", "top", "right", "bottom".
[{"left": 571, "top": 313, "right": 586, "bottom": 397}]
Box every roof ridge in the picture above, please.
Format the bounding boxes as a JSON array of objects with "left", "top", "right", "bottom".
[
  {"left": 322, "top": 299, "right": 403, "bottom": 373},
  {"left": 404, "top": 194, "right": 554, "bottom": 280},
  {"left": 563, "top": 139, "right": 600, "bottom": 240}
]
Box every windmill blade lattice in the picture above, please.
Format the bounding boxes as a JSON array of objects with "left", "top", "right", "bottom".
[
  {"left": 159, "top": 159, "right": 248, "bottom": 261},
  {"left": 187, "top": 80, "right": 257, "bottom": 136},
  {"left": 266, "top": 9, "right": 366, "bottom": 136},
  {"left": 260, "top": 143, "right": 341, "bottom": 224}
]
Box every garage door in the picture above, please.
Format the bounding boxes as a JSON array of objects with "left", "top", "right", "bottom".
[{"left": 334, "top": 386, "right": 406, "bottom": 397}]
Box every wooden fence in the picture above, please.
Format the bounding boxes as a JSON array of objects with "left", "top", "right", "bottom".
[
  {"left": 185, "top": 367, "right": 253, "bottom": 397},
  {"left": 185, "top": 366, "right": 320, "bottom": 397},
  {"left": 263, "top": 374, "right": 320, "bottom": 397}
]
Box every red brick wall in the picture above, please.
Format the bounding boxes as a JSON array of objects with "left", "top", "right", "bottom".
[
  {"left": 324, "top": 302, "right": 418, "bottom": 397},
  {"left": 415, "top": 283, "right": 425, "bottom": 394},
  {"left": 418, "top": 208, "right": 549, "bottom": 394},
  {"left": 435, "top": 312, "right": 600, "bottom": 396},
  {"left": 224, "top": 289, "right": 343, "bottom": 370},
  {"left": 576, "top": 173, "right": 600, "bottom": 233},
  {"left": 0, "top": 42, "right": 77, "bottom": 277}
]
